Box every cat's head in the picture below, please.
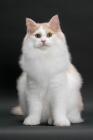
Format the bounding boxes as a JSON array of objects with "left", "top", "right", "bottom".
[{"left": 24, "top": 15, "right": 66, "bottom": 50}]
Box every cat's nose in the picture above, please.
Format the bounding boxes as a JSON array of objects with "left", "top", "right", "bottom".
[{"left": 41, "top": 40, "right": 46, "bottom": 44}]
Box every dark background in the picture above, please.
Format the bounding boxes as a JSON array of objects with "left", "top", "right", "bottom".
[
  {"left": 0, "top": 0, "right": 93, "bottom": 139},
  {"left": 0, "top": 0, "right": 93, "bottom": 89}
]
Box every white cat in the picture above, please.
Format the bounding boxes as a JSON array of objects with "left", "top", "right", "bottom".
[{"left": 12, "top": 15, "right": 83, "bottom": 126}]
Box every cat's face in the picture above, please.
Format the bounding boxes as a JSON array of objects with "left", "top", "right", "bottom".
[
  {"left": 24, "top": 15, "right": 66, "bottom": 50},
  {"left": 29, "top": 25, "right": 55, "bottom": 49}
]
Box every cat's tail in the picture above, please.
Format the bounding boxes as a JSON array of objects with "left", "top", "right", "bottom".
[{"left": 11, "top": 106, "right": 23, "bottom": 115}]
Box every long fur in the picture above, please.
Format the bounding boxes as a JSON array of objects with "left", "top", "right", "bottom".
[{"left": 12, "top": 15, "right": 83, "bottom": 126}]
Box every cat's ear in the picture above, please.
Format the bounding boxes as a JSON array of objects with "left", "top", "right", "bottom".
[
  {"left": 26, "top": 18, "right": 37, "bottom": 33},
  {"left": 49, "top": 15, "right": 60, "bottom": 31}
]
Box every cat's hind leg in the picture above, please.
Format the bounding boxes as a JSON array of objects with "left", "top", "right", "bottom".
[
  {"left": 67, "top": 108, "right": 83, "bottom": 123},
  {"left": 67, "top": 64, "right": 83, "bottom": 124},
  {"left": 67, "top": 92, "right": 83, "bottom": 123}
]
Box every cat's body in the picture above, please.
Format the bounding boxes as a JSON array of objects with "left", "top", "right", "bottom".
[{"left": 14, "top": 15, "right": 83, "bottom": 126}]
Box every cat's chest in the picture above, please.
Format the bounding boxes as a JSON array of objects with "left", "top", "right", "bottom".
[
  {"left": 25, "top": 55, "right": 57, "bottom": 74},
  {"left": 21, "top": 52, "right": 63, "bottom": 79}
]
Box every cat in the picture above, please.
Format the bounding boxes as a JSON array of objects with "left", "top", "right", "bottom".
[{"left": 12, "top": 15, "right": 83, "bottom": 126}]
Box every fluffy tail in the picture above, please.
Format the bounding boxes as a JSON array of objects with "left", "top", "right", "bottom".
[{"left": 11, "top": 106, "right": 23, "bottom": 115}]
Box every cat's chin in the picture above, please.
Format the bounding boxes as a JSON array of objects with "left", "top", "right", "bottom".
[
  {"left": 35, "top": 45, "right": 50, "bottom": 50},
  {"left": 39, "top": 45, "right": 49, "bottom": 50}
]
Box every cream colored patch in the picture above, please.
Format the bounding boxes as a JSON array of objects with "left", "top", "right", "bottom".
[
  {"left": 67, "top": 64, "right": 82, "bottom": 80},
  {"left": 67, "top": 64, "right": 82, "bottom": 89},
  {"left": 37, "top": 23, "right": 58, "bottom": 35},
  {"left": 11, "top": 106, "right": 23, "bottom": 115},
  {"left": 67, "top": 64, "right": 83, "bottom": 111},
  {"left": 39, "top": 23, "right": 66, "bottom": 43},
  {"left": 67, "top": 64, "right": 78, "bottom": 75},
  {"left": 57, "top": 32, "right": 66, "bottom": 43},
  {"left": 24, "top": 21, "right": 66, "bottom": 42}
]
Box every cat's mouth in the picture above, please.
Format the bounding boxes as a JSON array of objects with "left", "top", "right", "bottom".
[{"left": 35, "top": 42, "right": 52, "bottom": 49}]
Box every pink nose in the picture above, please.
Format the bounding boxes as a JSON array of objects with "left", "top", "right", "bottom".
[{"left": 41, "top": 40, "right": 46, "bottom": 44}]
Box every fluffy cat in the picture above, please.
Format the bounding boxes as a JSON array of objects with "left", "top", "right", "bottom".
[{"left": 12, "top": 15, "right": 83, "bottom": 126}]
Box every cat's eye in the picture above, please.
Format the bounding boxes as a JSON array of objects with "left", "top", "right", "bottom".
[
  {"left": 47, "top": 32, "right": 52, "bottom": 37},
  {"left": 35, "top": 34, "right": 41, "bottom": 38}
]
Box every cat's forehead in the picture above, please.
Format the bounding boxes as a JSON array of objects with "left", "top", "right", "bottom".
[
  {"left": 35, "top": 23, "right": 54, "bottom": 34},
  {"left": 36, "top": 26, "right": 45, "bottom": 33}
]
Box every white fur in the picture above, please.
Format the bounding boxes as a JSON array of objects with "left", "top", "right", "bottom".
[{"left": 17, "top": 26, "right": 83, "bottom": 126}]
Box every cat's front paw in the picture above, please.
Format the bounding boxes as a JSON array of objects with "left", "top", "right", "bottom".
[
  {"left": 54, "top": 116, "right": 70, "bottom": 126},
  {"left": 23, "top": 116, "right": 40, "bottom": 125}
]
